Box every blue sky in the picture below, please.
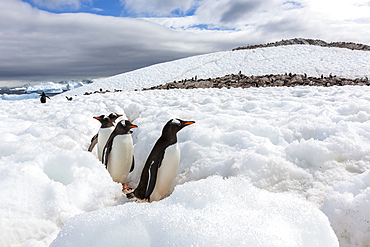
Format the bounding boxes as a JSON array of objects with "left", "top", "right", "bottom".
[
  {"left": 21, "top": 0, "right": 124, "bottom": 16},
  {"left": 21, "top": 0, "right": 199, "bottom": 18},
  {"left": 0, "top": 0, "right": 369, "bottom": 87}
]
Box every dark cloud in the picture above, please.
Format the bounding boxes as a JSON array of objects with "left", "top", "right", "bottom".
[
  {"left": 220, "top": 0, "right": 262, "bottom": 23},
  {"left": 0, "top": 1, "right": 226, "bottom": 86}
]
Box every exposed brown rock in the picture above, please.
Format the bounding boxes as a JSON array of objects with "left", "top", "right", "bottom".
[
  {"left": 142, "top": 73, "right": 370, "bottom": 91},
  {"left": 232, "top": 38, "right": 370, "bottom": 52}
]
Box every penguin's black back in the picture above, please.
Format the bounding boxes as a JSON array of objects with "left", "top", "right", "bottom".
[
  {"left": 132, "top": 119, "right": 179, "bottom": 200},
  {"left": 133, "top": 136, "right": 172, "bottom": 199},
  {"left": 130, "top": 119, "right": 195, "bottom": 200}
]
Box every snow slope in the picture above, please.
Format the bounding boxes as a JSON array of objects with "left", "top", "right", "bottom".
[
  {"left": 68, "top": 45, "right": 370, "bottom": 95},
  {"left": 1, "top": 45, "right": 370, "bottom": 246}
]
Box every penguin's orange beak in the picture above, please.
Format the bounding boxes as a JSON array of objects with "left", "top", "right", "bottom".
[
  {"left": 184, "top": 121, "right": 195, "bottom": 125},
  {"left": 130, "top": 124, "right": 138, "bottom": 128},
  {"left": 93, "top": 116, "right": 101, "bottom": 120},
  {"left": 118, "top": 114, "right": 123, "bottom": 117}
]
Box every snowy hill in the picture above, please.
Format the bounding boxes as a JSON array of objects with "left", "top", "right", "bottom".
[
  {"left": 1, "top": 45, "right": 370, "bottom": 247},
  {"left": 67, "top": 45, "right": 370, "bottom": 95}
]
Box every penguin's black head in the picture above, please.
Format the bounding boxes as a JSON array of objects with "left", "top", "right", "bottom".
[
  {"left": 116, "top": 120, "right": 138, "bottom": 134},
  {"left": 162, "top": 118, "right": 195, "bottom": 136},
  {"left": 93, "top": 115, "right": 114, "bottom": 128},
  {"left": 108, "top": 112, "right": 123, "bottom": 123}
]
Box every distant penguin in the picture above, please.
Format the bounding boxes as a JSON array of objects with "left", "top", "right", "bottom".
[
  {"left": 66, "top": 96, "right": 73, "bottom": 101},
  {"left": 40, "top": 92, "right": 50, "bottom": 103},
  {"left": 102, "top": 120, "right": 137, "bottom": 190},
  {"left": 127, "top": 118, "right": 195, "bottom": 202}
]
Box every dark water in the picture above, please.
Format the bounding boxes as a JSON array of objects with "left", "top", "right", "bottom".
[
  {"left": 0, "top": 88, "right": 65, "bottom": 97},
  {"left": 0, "top": 88, "right": 26, "bottom": 95}
]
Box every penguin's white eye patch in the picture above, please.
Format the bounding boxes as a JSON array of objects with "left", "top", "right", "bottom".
[
  {"left": 119, "top": 120, "right": 126, "bottom": 127},
  {"left": 172, "top": 119, "right": 181, "bottom": 125}
]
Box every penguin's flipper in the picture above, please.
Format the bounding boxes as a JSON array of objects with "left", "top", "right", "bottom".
[
  {"left": 145, "top": 161, "right": 159, "bottom": 199},
  {"left": 130, "top": 156, "right": 135, "bottom": 172},
  {"left": 88, "top": 133, "right": 98, "bottom": 152},
  {"left": 132, "top": 145, "right": 165, "bottom": 200},
  {"left": 102, "top": 137, "right": 114, "bottom": 168}
]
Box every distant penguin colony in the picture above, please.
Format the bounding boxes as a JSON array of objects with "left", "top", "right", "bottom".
[
  {"left": 40, "top": 92, "right": 50, "bottom": 103},
  {"left": 88, "top": 115, "right": 195, "bottom": 202}
]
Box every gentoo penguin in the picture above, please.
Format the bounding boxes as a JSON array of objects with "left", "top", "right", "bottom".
[
  {"left": 88, "top": 113, "right": 123, "bottom": 155},
  {"left": 127, "top": 118, "right": 195, "bottom": 202},
  {"left": 88, "top": 115, "right": 115, "bottom": 161},
  {"left": 107, "top": 112, "right": 122, "bottom": 123},
  {"left": 102, "top": 120, "right": 137, "bottom": 190},
  {"left": 40, "top": 92, "right": 50, "bottom": 103}
]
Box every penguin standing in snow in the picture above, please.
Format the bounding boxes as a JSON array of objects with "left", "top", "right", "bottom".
[
  {"left": 102, "top": 120, "right": 137, "bottom": 190},
  {"left": 40, "top": 92, "right": 50, "bottom": 103},
  {"left": 88, "top": 114, "right": 121, "bottom": 162},
  {"left": 88, "top": 113, "right": 123, "bottom": 156},
  {"left": 127, "top": 118, "right": 195, "bottom": 202}
]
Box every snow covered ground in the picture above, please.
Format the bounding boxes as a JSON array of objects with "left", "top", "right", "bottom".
[
  {"left": 1, "top": 45, "right": 370, "bottom": 246},
  {"left": 67, "top": 45, "right": 370, "bottom": 95}
]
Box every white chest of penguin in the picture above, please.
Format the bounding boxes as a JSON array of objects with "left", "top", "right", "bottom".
[
  {"left": 151, "top": 143, "right": 180, "bottom": 201},
  {"left": 107, "top": 134, "right": 133, "bottom": 183},
  {"left": 97, "top": 127, "right": 114, "bottom": 161}
]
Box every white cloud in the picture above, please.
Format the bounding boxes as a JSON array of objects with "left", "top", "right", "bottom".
[
  {"left": 302, "top": 0, "right": 370, "bottom": 21},
  {"left": 140, "top": 0, "right": 370, "bottom": 44},
  {"left": 91, "top": 7, "right": 103, "bottom": 12}
]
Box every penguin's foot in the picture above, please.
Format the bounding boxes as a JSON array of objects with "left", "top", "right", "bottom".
[
  {"left": 133, "top": 198, "right": 149, "bottom": 203},
  {"left": 122, "top": 188, "right": 134, "bottom": 194},
  {"left": 121, "top": 183, "right": 132, "bottom": 190},
  {"left": 126, "top": 192, "right": 149, "bottom": 203},
  {"left": 126, "top": 192, "right": 135, "bottom": 199}
]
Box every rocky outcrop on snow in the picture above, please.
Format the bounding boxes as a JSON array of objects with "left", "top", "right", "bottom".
[
  {"left": 232, "top": 38, "right": 370, "bottom": 51},
  {"left": 142, "top": 73, "right": 370, "bottom": 91}
]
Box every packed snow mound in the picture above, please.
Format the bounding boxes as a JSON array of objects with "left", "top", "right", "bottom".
[
  {"left": 51, "top": 176, "right": 339, "bottom": 247},
  {"left": 1, "top": 85, "right": 369, "bottom": 246},
  {"left": 67, "top": 45, "right": 370, "bottom": 95},
  {"left": 321, "top": 170, "right": 370, "bottom": 247}
]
